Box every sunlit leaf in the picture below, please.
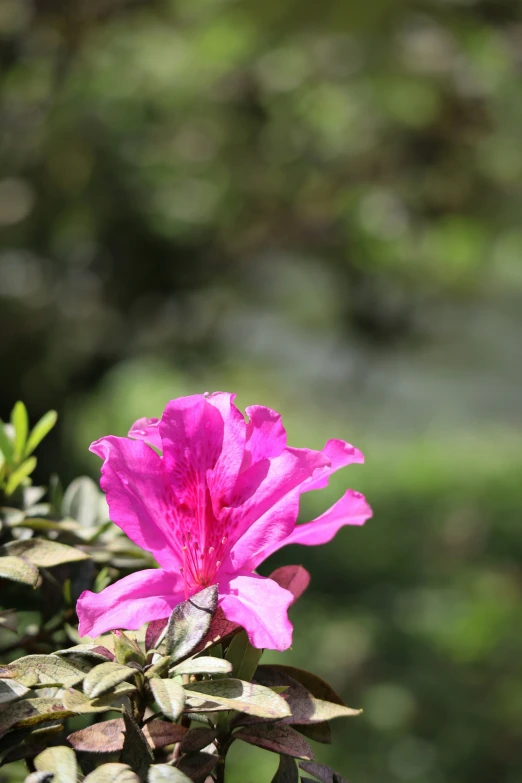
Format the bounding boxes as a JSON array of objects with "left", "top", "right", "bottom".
[
  {"left": 149, "top": 677, "right": 185, "bottom": 721},
  {"left": 170, "top": 657, "right": 232, "bottom": 676},
  {"left": 11, "top": 401, "right": 29, "bottom": 461},
  {"left": 83, "top": 763, "right": 140, "bottom": 783},
  {"left": 0, "top": 654, "right": 89, "bottom": 688},
  {"left": 0, "top": 555, "right": 38, "bottom": 586},
  {"left": 0, "top": 679, "right": 30, "bottom": 704},
  {"left": 254, "top": 667, "right": 359, "bottom": 724},
  {"left": 225, "top": 630, "right": 262, "bottom": 682},
  {"left": 24, "top": 410, "right": 58, "bottom": 458},
  {"left": 5, "top": 457, "right": 37, "bottom": 496},
  {"left": 0, "top": 422, "right": 14, "bottom": 466},
  {"left": 185, "top": 679, "right": 291, "bottom": 719},
  {"left": 63, "top": 682, "right": 136, "bottom": 714},
  {"left": 235, "top": 723, "right": 314, "bottom": 760},
  {"left": 0, "top": 698, "right": 73, "bottom": 738},
  {"left": 54, "top": 644, "right": 114, "bottom": 662},
  {"left": 148, "top": 765, "right": 193, "bottom": 782},
  {"left": 165, "top": 585, "right": 218, "bottom": 662},
  {"left": 83, "top": 662, "right": 136, "bottom": 699},
  {"left": 5, "top": 538, "right": 90, "bottom": 567},
  {"left": 34, "top": 746, "right": 78, "bottom": 783}
]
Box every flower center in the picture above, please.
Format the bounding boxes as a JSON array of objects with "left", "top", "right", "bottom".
[{"left": 179, "top": 532, "right": 227, "bottom": 598}]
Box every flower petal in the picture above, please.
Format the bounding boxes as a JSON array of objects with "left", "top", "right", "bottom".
[
  {"left": 77, "top": 569, "right": 185, "bottom": 638},
  {"left": 256, "top": 489, "right": 372, "bottom": 563},
  {"left": 303, "top": 439, "right": 364, "bottom": 492},
  {"left": 227, "top": 447, "right": 329, "bottom": 538},
  {"left": 89, "top": 436, "right": 180, "bottom": 570},
  {"left": 205, "top": 392, "right": 247, "bottom": 508},
  {"left": 218, "top": 572, "right": 294, "bottom": 651},
  {"left": 159, "top": 393, "right": 245, "bottom": 507},
  {"left": 242, "top": 405, "right": 287, "bottom": 469},
  {"left": 128, "top": 417, "right": 162, "bottom": 451}
]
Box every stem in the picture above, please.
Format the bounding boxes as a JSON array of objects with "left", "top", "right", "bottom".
[{"left": 215, "top": 737, "right": 232, "bottom": 783}]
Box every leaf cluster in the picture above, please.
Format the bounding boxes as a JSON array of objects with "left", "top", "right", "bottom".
[{"left": 0, "top": 578, "right": 357, "bottom": 782}]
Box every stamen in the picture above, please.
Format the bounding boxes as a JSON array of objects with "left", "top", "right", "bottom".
[{"left": 221, "top": 536, "right": 227, "bottom": 545}]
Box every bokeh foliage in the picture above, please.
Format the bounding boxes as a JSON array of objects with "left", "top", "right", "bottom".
[{"left": 1, "top": 0, "right": 522, "bottom": 781}]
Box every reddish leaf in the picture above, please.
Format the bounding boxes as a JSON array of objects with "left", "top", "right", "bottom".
[
  {"left": 299, "top": 761, "right": 348, "bottom": 783},
  {"left": 193, "top": 607, "right": 240, "bottom": 654},
  {"left": 145, "top": 619, "right": 167, "bottom": 651},
  {"left": 68, "top": 718, "right": 186, "bottom": 753},
  {"left": 176, "top": 752, "right": 218, "bottom": 783},
  {"left": 269, "top": 566, "right": 310, "bottom": 604},
  {"left": 180, "top": 727, "right": 217, "bottom": 753},
  {"left": 235, "top": 723, "right": 314, "bottom": 760},
  {"left": 271, "top": 754, "right": 298, "bottom": 783},
  {"left": 265, "top": 666, "right": 343, "bottom": 705},
  {"left": 145, "top": 720, "right": 187, "bottom": 749},
  {"left": 68, "top": 719, "right": 125, "bottom": 753},
  {"left": 296, "top": 722, "right": 331, "bottom": 744}
]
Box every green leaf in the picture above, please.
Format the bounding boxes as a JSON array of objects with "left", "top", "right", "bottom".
[
  {"left": 185, "top": 679, "right": 292, "bottom": 719},
  {"left": 0, "top": 698, "right": 73, "bottom": 739},
  {"left": 0, "top": 679, "right": 30, "bottom": 704},
  {"left": 148, "top": 765, "right": 193, "bottom": 782},
  {"left": 83, "top": 662, "right": 136, "bottom": 699},
  {"left": 11, "top": 401, "right": 29, "bottom": 461},
  {"left": 34, "top": 746, "right": 78, "bottom": 783},
  {"left": 121, "top": 706, "right": 153, "bottom": 779},
  {"left": 5, "top": 538, "right": 90, "bottom": 567},
  {"left": 0, "top": 421, "right": 14, "bottom": 466},
  {"left": 113, "top": 631, "right": 146, "bottom": 666},
  {"left": 62, "top": 682, "right": 136, "bottom": 714},
  {"left": 0, "top": 609, "right": 17, "bottom": 634},
  {"left": 53, "top": 644, "right": 114, "bottom": 662},
  {"left": 0, "top": 555, "right": 39, "bottom": 586},
  {"left": 24, "top": 410, "right": 57, "bottom": 458},
  {"left": 165, "top": 584, "right": 218, "bottom": 662},
  {"left": 5, "top": 457, "right": 37, "bottom": 496},
  {"left": 170, "top": 657, "right": 232, "bottom": 676},
  {"left": 62, "top": 476, "right": 105, "bottom": 527},
  {"left": 83, "top": 763, "right": 140, "bottom": 783},
  {"left": 149, "top": 677, "right": 185, "bottom": 721},
  {"left": 0, "top": 654, "right": 89, "bottom": 688},
  {"left": 271, "top": 754, "right": 298, "bottom": 783},
  {"left": 235, "top": 723, "right": 314, "bottom": 760},
  {"left": 225, "top": 630, "right": 262, "bottom": 682}
]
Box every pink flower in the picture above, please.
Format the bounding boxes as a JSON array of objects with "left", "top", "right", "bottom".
[{"left": 77, "top": 393, "right": 371, "bottom": 650}]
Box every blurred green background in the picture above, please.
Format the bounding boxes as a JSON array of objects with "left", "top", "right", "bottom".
[{"left": 1, "top": 0, "right": 522, "bottom": 780}]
